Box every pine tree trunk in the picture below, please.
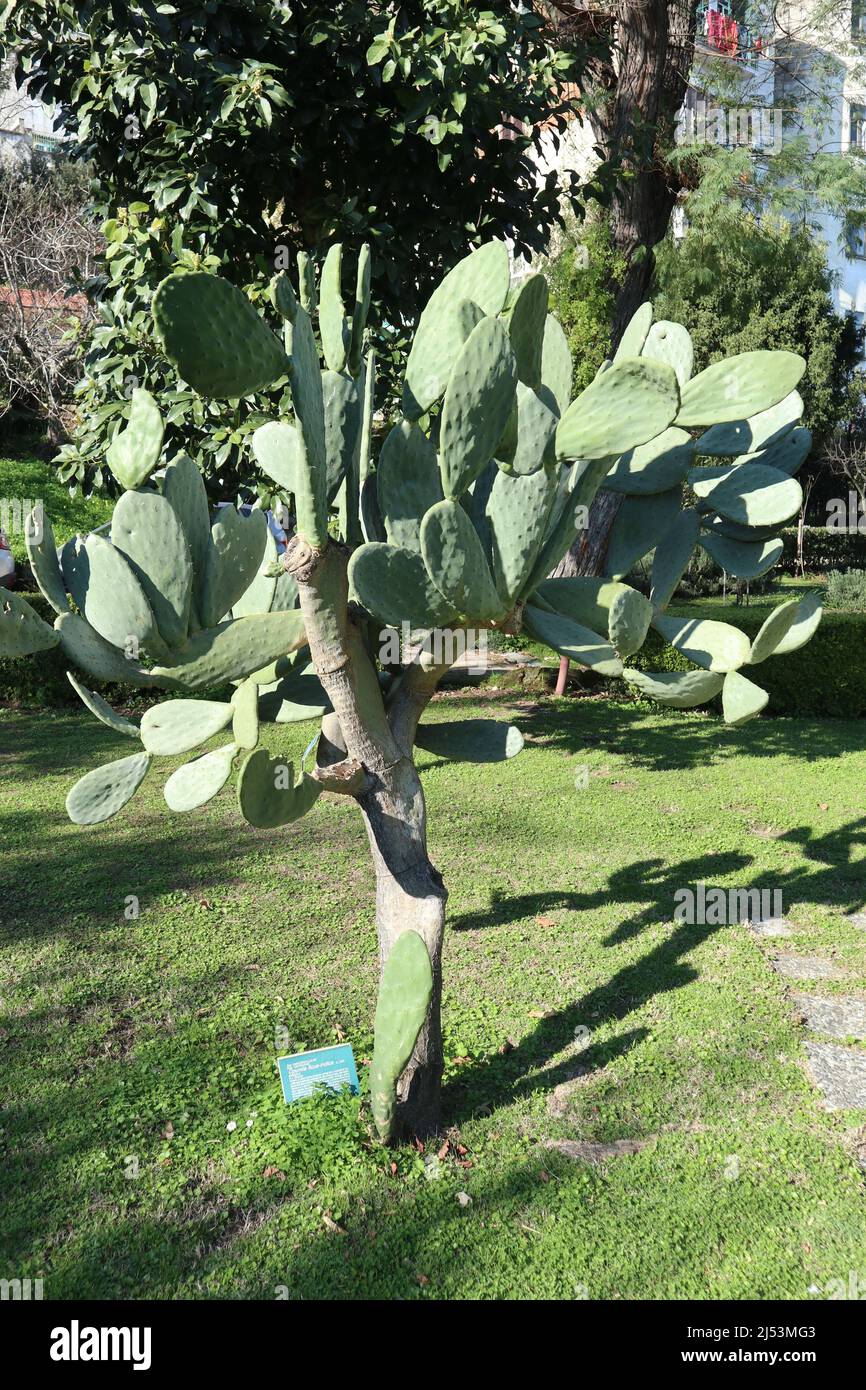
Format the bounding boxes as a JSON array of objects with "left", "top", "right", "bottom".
[
  {"left": 358, "top": 759, "right": 447, "bottom": 1139},
  {"left": 583, "top": 0, "right": 697, "bottom": 348}
]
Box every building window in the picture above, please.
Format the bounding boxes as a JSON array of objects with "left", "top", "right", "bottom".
[
  {"left": 847, "top": 224, "right": 866, "bottom": 258},
  {"left": 854, "top": 0, "right": 866, "bottom": 40},
  {"left": 850, "top": 102, "right": 866, "bottom": 153}
]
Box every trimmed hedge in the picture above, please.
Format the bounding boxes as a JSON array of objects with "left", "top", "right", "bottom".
[
  {"left": 778, "top": 527, "right": 866, "bottom": 574},
  {"left": 626, "top": 601, "right": 866, "bottom": 718}
]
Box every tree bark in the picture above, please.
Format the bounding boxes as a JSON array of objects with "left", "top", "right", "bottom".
[
  {"left": 358, "top": 759, "right": 447, "bottom": 1139},
  {"left": 286, "top": 534, "right": 449, "bottom": 1140},
  {"left": 583, "top": 0, "right": 697, "bottom": 348}
]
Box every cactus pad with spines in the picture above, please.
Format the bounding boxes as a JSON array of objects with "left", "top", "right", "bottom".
[
  {"left": 154, "top": 272, "right": 288, "bottom": 397},
  {"left": 0, "top": 588, "right": 61, "bottom": 658},
  {"left": 106, "top": 388, "right": 165, "bottom": 490},
  {"left": 66, "top": 752, "right": 152, "bottom": 825},
  {"left": 676, "top": 351, "right": 805, "bottom": 427},
  {"left": 164, "top": 742, "right": 237, "bottom": 813},
  {"left": 370, "top": 930, "right": 434, "bottom": 1141},
  {"left": 555, "top": 358, "right": 680, "bottom": 461}
]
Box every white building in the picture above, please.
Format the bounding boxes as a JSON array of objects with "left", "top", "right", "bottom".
[
  {"left": 0, "top": 54, "right": 64, "bottom": 157},
  {"left": 533, "top": 2, "right": 866, "bottom": 350}
]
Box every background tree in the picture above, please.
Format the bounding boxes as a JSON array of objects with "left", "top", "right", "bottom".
[
  {"left": 0, "top": 153, "right": 98, "bottom": 444},
  {"left": 0, "top": 0, "right": 589, "bottom": 491}
]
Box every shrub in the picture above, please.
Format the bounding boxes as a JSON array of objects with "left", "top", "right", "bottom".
[{"left": 824, "top": 569, "right": 866, "bottom": 610}]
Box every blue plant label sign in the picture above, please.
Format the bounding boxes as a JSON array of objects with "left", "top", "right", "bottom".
[{"left": 277, "top": 1044, "right": 360, "bottom": 1104}]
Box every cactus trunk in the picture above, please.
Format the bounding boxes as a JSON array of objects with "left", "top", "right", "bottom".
[{"left": 359, "top": 762, "right": 446, "bottom": 1140}]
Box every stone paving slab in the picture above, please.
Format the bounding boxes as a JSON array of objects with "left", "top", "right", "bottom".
[
  {"left": 771, "top": 954, "right": 843, "bottom": 981},
  {"left": 749, "top": 917, "right": 793, "bottom": 938},
  {"left": 792, "top": 994, "right": 866, "bottom": 1040},
  {"left": 544, "top": 1137, "right": 652, "bottom": 1163},
  {"left": 803, "top": 1043, "right": 866, "bottom": 1110},
  {"left": 846, "top": 912, "right": 866, "bottom": 931}
]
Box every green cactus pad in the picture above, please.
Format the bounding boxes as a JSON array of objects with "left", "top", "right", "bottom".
[
  {"left": 296, "top": 251, "right": 316, "bottom": 315},
  {"left": 651, "top": 614, "right": 751, "bottom": 672},
  {"left": 608, "top": 586, "right": 653, "bottom": 658},
  {"left": 603, "top": 427, "right": 694, "bottom": 495},
  {"left": 231, "top": 528, "right": 278, "bottom": 619},
  {"left": 420, "top": 500, "right": 506, "bottom": 622},
  {"left": 231, "top": 679, "right": 260, "bottom": 749},
  {"left": 676, "top": 351, "right": 806, "bottom": 427},
  {"left": 604, "top": 486, "right": 683, "bottom": 579},
  {"left": 200, "top": 505, "right": 268, "bottom": 627},
  {"left": 348, "top": 243, "right": 372, "bottom": 377},
  {"left": 162, "top": 454, "right": 212, "bottom": 627},
  {"left": 237, "top": 750, "right": 321, "bottom": 828},
  {"left": 55, "top": 612, "right": 154, "bottom": 687},
  {"left": 738, "top": 425, "right": 812, "bottom": 477},
  {"left": 111, "top": 490, "right": 193, "bottom": 648},
  {"left": 523, "top": 604, "right": 623, "bottom": 676},
  {"left": 149, "top": 610, "right": 307, "bottom": 691},
  {"left": 649, "top": 508, "right": 701, "bottom": 610},
  {"left": 540, "top": 313, "right": 573, "bottom": 416},
  {"left": 534, "top": 576, "right": 638, "bottom": 633},
  {"left": 698, "top": 532, "right": 783, "bottom": 580},
  {"left": 106, "top": 388, "right": 165, "bottom": 490},
  {"left": 505, "top": 273, "right": 548, "bottom": 387},
  {"left": 323, "top": 370, "right": 362, "bottom": 504},
  {"left": 66, "top": 672, "right": 139, "bottom": 738},
  {"left": 271, "top": 270, "right": 297, "bottom": 321},
  {"left": 258, "top": 662, "right": 329, "bottom": 723},
  {"left": 252, "top": 420, "right": 299, "bottom": 492},
  {"left": 141, "top": 698, "right": 234, "bottom": 756},
  {"left": 348, "top": 542, "right": 455, "bottom": 629},
  {"left": 402, "top": 240, "right": 511, "bottom": 418},
  {"left": 614, "top": 302, "right": 653, "bottom": 360},
  {"left": 722, "top": 670, "right": 769, "bottom": 726},
  {"left": 270, "top": 568, "right": 300, "bottom": 613},
  {"left": 414, "top": 718, "right": 524, "bottom": 762},
  {"left": 62, "top": 533, "right": 168, "bottom": 660},
  {"left": 153, "top": 272, "right": 288, "bottom": 397},
  {"left": 555, "top": 358, "right": 679, "bottom": 462},
  {"left": 163, "top": 741, "right": 237, "bottom": 813},
  {"left": 286, "top": 302, "right": 328, "bottom": 546},
  {"left": 524, "top": 458, "right": 614, "bottom": 592},
  {"left": 487, "top": 463, "right": 558, "bottom": 607},
  {"left": 370, "top": 930, "right": 434, "bottom": 1141},
  {"left": 439, "top": 317, "right": 518, "bottom": 498},
  {"left": 66, "top": 751, "right": 152, "bottom": 826},
  {"left": 503, "top": 382, "right": 558, "bottom": 477},
  {"left": 747, "top": 599, "right": 802, "bottom": 665},
  {"left": 694, "top": 463, "right": 802, "bottom": 529},
  {"left": 770, "top": 590, "right": 822, "bottom": 655},
  {"left": 319, "top": 243, "right": 349, "bottom": 373},
  {"left": 642, "top": 320, "right": 693, "bottom": 387},
  {"left": 694, "top": 389, "right": 803, "bottom": 457},
  {"left": 360, "top": 474, "right": 387, "bottom": 544},
  {"left": 24, "top": 506, "right": 68, "bottom": 615},
  {"left": 376, "top": 420, "right": 443, "bottom": 551},
  {"left": 0, "top": 588, "right": 61, "bottom": 657},
  {"left": 623, "top": 667, "right": 725, "bottom": 708}
]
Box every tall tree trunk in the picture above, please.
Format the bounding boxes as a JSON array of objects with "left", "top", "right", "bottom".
[
  {"left": 584, "top": 0, "right": 697, "bottom": 348},
  {"left": 358, "top": 760, "right": 447, "bottom": 1138},
  {"left": 287, "top": 534, "right": 450, "bottom": 1140}
]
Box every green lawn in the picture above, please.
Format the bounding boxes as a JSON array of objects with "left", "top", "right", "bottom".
[
  {"left": 0, "top": 453, "right": 114, "bottom": 564},
  {"left": 1, "top": 692, "right": 865, "bottom": 1300}
]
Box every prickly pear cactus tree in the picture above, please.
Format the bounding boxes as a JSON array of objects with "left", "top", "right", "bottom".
[{"left": 0, "top": 241, "right": 822, "bottom": 1142}]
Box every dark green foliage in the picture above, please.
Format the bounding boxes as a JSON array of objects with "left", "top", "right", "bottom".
[
  {"left": 653, "top": 216, "right": 862, "bottom": 440},
  {"left": 545, "top": 216, "right": 626, "bottom": 395},
  {"left": 4, "top": 1, "right": 585, "bottom": 490}
]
